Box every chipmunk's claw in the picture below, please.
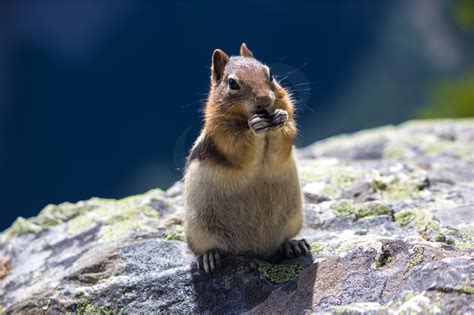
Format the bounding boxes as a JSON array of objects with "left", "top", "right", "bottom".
[
  {"left": 248, "top": 109, "right": 288, "bottom": 133},
  {"left": 270, "top": 109, "right": 288, "bottom": 127},
  {"left": 248, "top": 115, "right": 273, "bottom": 133},
  {"left": 278, "top": 239, "right": 310, "bottom": 259},
  {"left": 198, "top": 249, "right": 222, "bottom": 273}
]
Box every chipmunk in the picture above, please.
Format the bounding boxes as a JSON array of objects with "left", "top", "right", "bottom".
[{"left": 184, "top": 43, "right": 308, "bottom": 273}]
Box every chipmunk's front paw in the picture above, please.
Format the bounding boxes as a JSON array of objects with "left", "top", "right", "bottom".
[
  {"left": 249, "top": 109, "right": 288, "bottom": 133},
  {"left": 248, "top": 115, "right": 274, "bottom": 134},
  {"left": 270, "top": 109, "right": 288, "bottom": 129},
  {"left": 197, "top": 249, "right": 222, "bottom": 273}
]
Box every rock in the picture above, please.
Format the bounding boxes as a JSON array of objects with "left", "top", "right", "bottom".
[
  {"left": 1, "top": 119, "right": 473, "bottom": 314},
  {"left": 0, "top": 257, "right": 11, "bottom": 280}
]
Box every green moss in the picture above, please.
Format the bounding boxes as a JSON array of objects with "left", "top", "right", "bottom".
[
  {"left": 372, "top": 173, "right": 427, "bottom": 202},
  {"left": 331, "top": 172, "right": 357, "bottom": 186},
  {"left": 434, "top": 233, "right": 447, "bottom": 243},
  {"left": 394, "top": 206, "right": 441, "bottom": 234},
  {"left": 413, "top": 209, "right": 440, "bottom": 233},
  {"left": 355, "top": 202, "right": 392, "bottom": 219},
  {"left": 383, "top": 121, "right": 474, "bottom": 162},
  {"left": 298, "top": 160, "right": 363, "bottom": 188},
  {"left": 1, "top": 201, "right": 101, "bottom": 242},
  {"left": 394, "top": 200, "right": 457, "bottom": 233},
  {"left": 383, "top": 139, "right": 408, "bottom": 160},
  {"left": 331, "top": 200, "right": 355, "bottom": 217},
  {"left": 332, "top": 304, "right": 381, "bottom": 314},
  {"left": 371, "top": 257, "right": 393, "bottom": 269},
  {"left": 371, "top": 247, "right": 393, "bottom": 269},
  {"left": 436, "top": 287, "right": 452, "bottom": 293},
  {"left": 383, "top": 255, "right": 393, "bottom": 264},
  {"left": 76, "top": 298, "right": 116, "bottom": 315},
  {"left": 2, "top": 217, "right": 43, "bottom": 242},
  {"left": 103, "top": 225, "right": 150, "bottom": 242},
  {"left": 459, "top": 226, "right": 474, "bottom": 240},
  {"left": 0, "top": 305, "right": 4, "bottom": 313},
  {"left": 299, "top": 159, "right": 368, "bottom": 200},
  {"left": 320, "top": 185, "right": 342, "bottom": 198},
  {"left": 309, "top": 242, "right": 325, "bottom": 252},
  {"left": 1, "top": 188, "right": 165, "bottom": 243},
  {"left": 120, "top": 188, "right": 165, "bottom": 203},
  {"left": 392, "top": 291, "right": 446, "bottom": 313},
  {"left": 459, "top": 285, "right": 474, "bottom": 295},
  {"left": 258, "top": 262, "right": 306, "bottom": 284},
  {"left": 100, "top": 220, "right": 144, "bottom": 242},
  {"left": 65, "top": 197, "right": 161, "bottom": 242},
  {"left": 382, "top": 130, "right": 429, "bottom": 160},
  {"left": 67, "top": 214, "right": 96, "bottom": 236},
  {"left": 423, "top": 139, "right": 472, "bottom": 160},
  {"left": 455, "top": 241, "right": 474, "bottom": 251},
  {"left": 415, "top": 208, "right": 439, "bottom": 233},
  {"left": 407, "top": 246, "right": 424, "bottom": 268},
  {"left": 434, "top": 285, "right": 474, "bottom": 295},
  {"left": 389, "top": 291, "right": 415, "bottom": 309},
  {"left": 42, "top": 299, "right": 51, "bottom": 311},
  {"left": 395, "top": 210, "right": 416, "bottom": 226},
  {"left": 37, "top": 202, "right": 100, "bottom": 226},
  {"left": 164, "top": 225, "right": 185, "bottom": 241},
  {"left": 336, "top": 235, "right": 382, "bottom": 254},
  {"left": 331, "top": 200, "right": 392, "bottom": 219}
]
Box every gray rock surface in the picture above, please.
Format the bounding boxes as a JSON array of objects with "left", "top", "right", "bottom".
[{"left": 0, "top": 119, "right": 473, "bottom": 314}]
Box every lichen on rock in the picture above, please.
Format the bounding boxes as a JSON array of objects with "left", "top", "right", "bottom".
[
  {"left": 1, "top": 119, "right": 473, "bottom": 314},
  {"left": 258, "top": 261, "right": 306, "bottom": 284}
]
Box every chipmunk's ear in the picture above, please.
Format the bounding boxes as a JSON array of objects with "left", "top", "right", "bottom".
[
  {"left": 240, "top": 43, "right": 254, "bottom": 58},
  {"left": 211, "top": 49, "right": 230, "bottom": 83}
]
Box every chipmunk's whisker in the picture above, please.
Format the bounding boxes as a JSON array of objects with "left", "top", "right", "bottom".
[
  {"left": 277, "top": 62, "right": 308, "bottom": 82},
  {"left": 182, "top": 97, "right": 208, "bottom": 108}
]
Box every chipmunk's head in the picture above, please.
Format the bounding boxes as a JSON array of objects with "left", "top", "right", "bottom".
[{"left": 207, "top": 43, "right": 289, "bottom": 118}]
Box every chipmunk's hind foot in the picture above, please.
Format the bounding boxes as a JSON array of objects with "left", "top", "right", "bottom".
[
  {"left": 278, "top": 239, "right": 310, "bottom": 259},
  {"left": 198, "top": 249, "right": 222, "bottom": 273}
]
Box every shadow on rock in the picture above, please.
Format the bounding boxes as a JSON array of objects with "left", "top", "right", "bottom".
[{"left": 190, "top": 253, "right": 316, "bottom": 313}]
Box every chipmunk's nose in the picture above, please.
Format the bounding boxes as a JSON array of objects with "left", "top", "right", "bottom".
[{"left": 256, "top": 93, "right": 275, "bottom": 109}]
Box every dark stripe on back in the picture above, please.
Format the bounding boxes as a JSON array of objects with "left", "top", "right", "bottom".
[{"left": 185, "top": 136, "right": 233, "bottom": 171}]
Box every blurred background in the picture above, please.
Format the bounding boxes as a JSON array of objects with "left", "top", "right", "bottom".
[{"left": 0, "top": 0, "right": 473, "bottom": 231}]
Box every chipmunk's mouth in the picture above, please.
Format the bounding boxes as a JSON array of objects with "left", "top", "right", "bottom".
[{"left": 255, "top": 109, "right": 269, "bottom": 115}]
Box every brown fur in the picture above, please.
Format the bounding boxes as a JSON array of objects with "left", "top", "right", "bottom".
[{"left": 184, "top": 44, "right": 303, "bottom": 259}]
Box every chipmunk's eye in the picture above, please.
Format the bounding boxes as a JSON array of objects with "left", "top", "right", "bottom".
[
  {"left": 228, "top": 78, "right": 240, "bottom": 90},
  {"left": 269, "top": 69, "right": 274, "bottom": 82}
]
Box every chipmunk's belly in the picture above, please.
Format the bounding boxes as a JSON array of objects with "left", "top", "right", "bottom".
[{"left": 185, "top": 160, "right": 303, "bottom": 258}]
